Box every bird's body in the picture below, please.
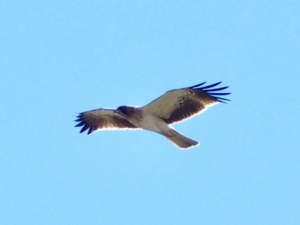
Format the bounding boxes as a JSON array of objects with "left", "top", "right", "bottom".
[
  {"left": 115, "top": 106, "right": 199, "bottom": 148},
  {"left": 75, "top": 82, "right": 231, "bottom": 149},
  {"left": 117, "top": 106, "right": 170, "bottom": 134}
]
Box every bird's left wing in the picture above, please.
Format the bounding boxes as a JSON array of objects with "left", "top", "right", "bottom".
[
  {"left": 75, "top": 108, "right": 139, "bottom": 135},
  {"left": 142, "top": 82, "right": 230, "bottom": 124}
]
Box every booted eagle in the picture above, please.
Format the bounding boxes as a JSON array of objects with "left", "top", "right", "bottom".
[{"left": 75, "top": 82, "right": 230, "bottom": 149}]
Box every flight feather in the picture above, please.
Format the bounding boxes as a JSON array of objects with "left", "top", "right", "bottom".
[
  {"left": 142, "top": 82, "right": 230, "bottom": 124},
  {"left": 75, "top": 108, "right": 138, "bottom": 135}
]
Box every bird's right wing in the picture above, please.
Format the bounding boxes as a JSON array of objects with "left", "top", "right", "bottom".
[
  {"left": 74, "top": 108, "right": 139, "bottom": 135},
  {"left": 142, "top": 82, "right": 230, "bottom": 124}
]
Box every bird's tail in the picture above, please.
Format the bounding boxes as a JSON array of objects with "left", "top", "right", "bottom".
[{"left": 164, "top": 129, "right": 199, "bottom": 149}]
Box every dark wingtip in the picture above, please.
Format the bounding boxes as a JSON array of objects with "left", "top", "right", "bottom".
[
  {"left": 74, "top": 112, "right": 91, "bottom": 134},
  {"left": 187, "top": 81, "right": 207, "bottom": 89},
  {"left": 206, "top": 86, "right": 229, "bottom": 92},
  {"left": 87, "top": 128, "right": 94, "bottom": 135},
  {"left": 209, "top": 92, "right": 231, "bottom": 96},
  {"left": 189, "top": 81, "right": 231, "bottom": 102},
  {"left": 80, "top": 125, "right": 89, "bottom": 133},
  {"left": 200, "top": 81, "right": 222, "bottom": 90},
  {"left": 75, "top": 121, "right": 85, "bottom": 127},
  {"left": 215, "top": 97, "right": 231, "bottom": 102}
]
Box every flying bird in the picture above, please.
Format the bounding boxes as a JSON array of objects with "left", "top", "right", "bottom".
[{"left": 75, "top": 82, "right": 230, "bottom": 149}]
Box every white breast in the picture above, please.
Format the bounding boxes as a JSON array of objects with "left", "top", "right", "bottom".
[{"left": 128, "top": 110, "right": 171, "bottom": 135}]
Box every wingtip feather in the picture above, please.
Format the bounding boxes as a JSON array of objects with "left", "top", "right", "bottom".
[
  {"left": 187, "top": 82, "right": 207, "bottom": 89},
  {"left": 191, "top": 81, "right": 231, "bottom": 102},
  {"left": 80, "top": 125, "right": 89, "bottom": 133},
  {"left": 200, "top": 81, "right": 222, "bottom": 90},
  {"left": 206, "top": 86, "right": 228, "bottom": 92},
  {"left": 209, "top": 92, "right": 231, "bottom": 96},
  {"left": 87, "top": 128, "right": 94, "bottom": 135},
  {"left": 215, "top": 97, "right": 231, "bottom": 101}
]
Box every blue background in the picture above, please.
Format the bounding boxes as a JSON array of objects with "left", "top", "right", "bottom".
[{"left": 1, "top": 1, "right": 299, "bottom": 224}]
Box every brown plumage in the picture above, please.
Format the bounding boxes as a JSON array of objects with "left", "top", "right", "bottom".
[{"left": 75, "top": 82, "right": 231, "bottom": 149}]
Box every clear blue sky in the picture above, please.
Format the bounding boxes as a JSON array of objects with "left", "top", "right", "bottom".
[{"left": 1, "top": 1, "right": 299, "bottom": 224}]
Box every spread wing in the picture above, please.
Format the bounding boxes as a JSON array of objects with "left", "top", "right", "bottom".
[
  {"left": 142, "top": 82, "right": 231, "bottom": 124},
  {"left": 74, "top": 108, "right": 138, "bottom": 135}
]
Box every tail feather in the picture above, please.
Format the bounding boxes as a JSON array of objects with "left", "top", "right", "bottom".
[{"left": 165, "top": 129, "right": 199, "bottom": 149}]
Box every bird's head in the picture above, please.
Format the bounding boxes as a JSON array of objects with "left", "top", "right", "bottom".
[
  {"left": 115, "top": 106, "right": 127, "bottom": 114},
  {"left": 114, "top": 106, "right": 137, "bottom": 117}
]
